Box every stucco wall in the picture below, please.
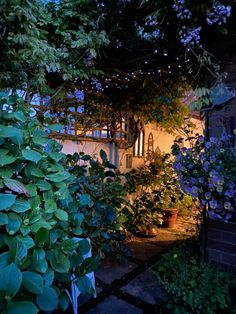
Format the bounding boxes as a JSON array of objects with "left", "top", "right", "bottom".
[{"left": 60, "top": 116, "right": 204, "bottom": 171}]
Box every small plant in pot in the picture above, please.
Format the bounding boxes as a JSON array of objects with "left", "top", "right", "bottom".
[{"left": 153, "top": 161, "right": 183, "bottom": 228}]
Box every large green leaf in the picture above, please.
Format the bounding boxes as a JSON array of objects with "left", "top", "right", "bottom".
[
  {"left": 49, "top": 152, "right": 64, "bottom": 162},
  {"left": 31, "top": 168, "right": 44, "bottom": 178},
  {"left": 0, "top": 155, "right": 17, "bottom": 166},
  {"left": 0, "top": 263, "right": 22, "bottom": 297},
  {"left": 0, "top": 125, "right": 19, "bottom": 138},
  {"left": 46, "top": 172, "right": 70, "bottom": 183},
  {"left": 26, "top": 184, "right": 37, "bottom": 197},
  {"left": 3, "top": 301, "right": 38, "bottom": 314},
  {"left": 45, "top": 199, "right": 57, "bottom": 213},
  {"left": 47, "top": 124, "right": 64, "bottom": 132},
  {"left": 32, "top": 249, "right": 48, "bottom": 274},
  {"left": 4, "top": 179, "right": 29, "bottom": 195},
  {"left": 11, "top": 199, "right": 30, "bottom": 213},
  {"left": 36, "top": 287, "right": 58, "bottom": 311},
  {"left": 78, "top": 239, "right": 91, "bottom": 255},
  {"left": 22, "top": 149, "right": 42, "bottom": 163},
  {"left": 17, "top": 235, "right": 34, "bottom": 249},
  {"left": 0, "top": 167, "right": 13, "bottom": 178},
  {"left": 43, "top": 268, "right": 54, "bottom": 287},
  {"left": 6, "top": 214, "right": 21, "bottom": 235},
  {"left": 22, "top": 271, "right": 44, "bottom": 294},
  {"left": 54, "top": 209, "right": 68, "bottom": 221},
  {"left": 31, "top": 221, "right": 52, "bottom": 233},
  {"left": 36, "top": 180, "right": 52, "bottom": 191},
  {"left": 75, "top": 275, "right": 92, "bottom": 295},
  {"left": 9, "top": 238, "right": 27, "bottom": 265},
  {"left": 0, "top": 194, "right": 16, "bottom": 210},
  {"left": 0, "top": 252, "right": 10, "bottom": 270},
  {"left": 49, "top": 250, "right": 70, "bottom": 273},
  {"left": 58, "top": 293, "right": 70, "bottom": 311},
  {"left": 35, "top": 228, "right": 49, "bottom": 246},
  {"left": 0, "top": 213, "right": 8, "bottom": 225}
]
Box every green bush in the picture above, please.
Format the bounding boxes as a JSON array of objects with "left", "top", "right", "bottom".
[
  {"left": 152, "top": 247, "right": 232, "bottom": 314},
  {"left": 66, "top": 150, "right": 128, "bottom": 259},
  {"left": 0, "top": 97, "right": 96, "bottom": 313}
]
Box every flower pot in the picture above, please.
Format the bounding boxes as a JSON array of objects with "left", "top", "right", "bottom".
[{"left": 162, "top": 208, "right": 178, "bottom": 228}]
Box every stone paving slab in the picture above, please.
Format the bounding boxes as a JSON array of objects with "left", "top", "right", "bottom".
[
  {"left": 121, "top": 270, "right": 167, "bottom": 305},
  {"left": 95, "top": 259, "right": 138, "bottom": 284},
  {"left": 86, "top": 295, "right": 144, "bottom": 314}
]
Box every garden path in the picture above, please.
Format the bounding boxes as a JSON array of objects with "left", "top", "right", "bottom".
[{"left": 78, "top": 218, "right": 197, "bottom": 314}]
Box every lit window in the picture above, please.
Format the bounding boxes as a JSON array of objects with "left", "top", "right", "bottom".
[
  {"left": 133, "top": 121, "right": 144, "bottom": 157},
  {"left": 147, "top": 133, "right": 154, "bottom": 160}
]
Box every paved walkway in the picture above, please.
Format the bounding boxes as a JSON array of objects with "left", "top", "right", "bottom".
[{"left": 78, "top": 218, "right": 197, "bottom": 314}]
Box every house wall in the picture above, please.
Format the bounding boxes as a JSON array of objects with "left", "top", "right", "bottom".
[{"left": 60, "top": 116, "right": 204, "bottom": 171}]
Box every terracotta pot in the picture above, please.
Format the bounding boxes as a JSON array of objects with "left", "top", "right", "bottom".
[{"left": 162, "top": 208, "right": 178, "bottom": 228}]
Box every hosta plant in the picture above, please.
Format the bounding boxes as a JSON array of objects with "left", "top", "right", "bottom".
[
  {"left": 66, "top": 150, "right": 128, "bottom": 259},
  {"left": 0, "top": 96, "right": 96, "bottom": 314}
]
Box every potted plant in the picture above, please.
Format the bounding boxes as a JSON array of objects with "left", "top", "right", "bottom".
[{"left": 153, "top": 159, "right": 183, "bottom": 228}]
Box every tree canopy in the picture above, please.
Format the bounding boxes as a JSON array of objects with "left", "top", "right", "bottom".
[{"left": 0, "top": 0, "right": 235, "bottom": 128}]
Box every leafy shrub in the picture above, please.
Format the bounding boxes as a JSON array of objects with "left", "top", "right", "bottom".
[
  {"left": 66, "top": 150, "right": 128, "bottom": 258},
  {"left": 152, "top": 247, "right": 232, "bottom": 314},
  {"left": 0, "top": 97, "right": 96, "bottom": 313}
]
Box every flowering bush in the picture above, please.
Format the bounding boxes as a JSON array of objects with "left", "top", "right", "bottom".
[{"left": 173, "top": 134, "right": 236, "bottom": 222}]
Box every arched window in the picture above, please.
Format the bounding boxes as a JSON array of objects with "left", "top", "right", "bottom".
[
  {"left": 133, "top": 121, "right": 144, "bottom": 157},
  {"left": 147, "top": 133, "right": 154, "bottom": 160}
]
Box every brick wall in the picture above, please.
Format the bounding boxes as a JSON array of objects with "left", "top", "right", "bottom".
[{"left": 207, "top": 219, "right": 236, "bottom": 275}]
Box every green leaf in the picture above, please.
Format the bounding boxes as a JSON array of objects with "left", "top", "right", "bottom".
[
  {"left": 72, "top": 226, "right": 83, "bottom": 236},
  {"left": 0, "top": 263, "right": 22, "bottom": 297},
  {"left": 0, "top": 194, "right": 16, "bottom": 210},
  {"left": 9, "top": 238, "right": 27, "bottom": 265},
  {"left": 0, "top": 167, "right": 13, "bottom": 178},
  {"left": 45, "top": 199, "right": 57, "bottom": 213},
  {"left": 22, "top": 149, "right": 42, "bottom": 163},
  {"left": 3, "top": 301, "right": 38, "bottom": 314},
  {"left": 26, "top": 184, "right": 37, "bottom": 197},
  {"left": 60, "top": 239, "right": 79, "bottom": 255},
  {"left": 49, "top": 250, "right": 70, "bottom": 273},
  {"left": 46, "top": 172, "right": 70, "bottom": 182},
  {"left": 0, "top": 125, "right": 19, "bottom": 138},
  {"left": 0, "top": 155, "right": 17, "bottom": 166},
  {"left": 49, "top": 152, "right": 64, "bottom": 162},
  {"left": 6, "top": 214, "right": 21, "bottom": 235},
  {"left": 54, "top": 209, "right": 68, "bottom": 221},
  {"left": 0, "top": 213, "right": 8, "bottom": 225},
  {"left": 78, "top": 239, "right": 91, "bottom": 255},
  {"left": 31, "top": 221, "right": 52, "bottom": 233},
  {"left": 0, "top": 252, "right": 10, "bottom": 270},
  {"left": 33, "top": 137, "right": 48, "bottom": 145},
  {"left": 47, "top": 124, "right": 64, "bottom": 132},
  {"left": 58, "top": 293, "right": 69, "bottom": 311},
  {"left": 31, "top": 168, "right": 44, "bottom": 178},
  {"left": 32, "top": 249, "right": 48, "bottom": 274},
  {"left": 36, "top": 180, "right": 52, "bottom": 191},
  {"left": 75, "top": 275, "right": 92, "bottom": 295},
  {"left": 79, "top": 194, "right": 92, "bottom": 207},
  {"left": 43, "top": 268, "right": 54, "bottom": 287},
  {"left": 80, "top": 256, "right": 98, "bottom": 273},
  {"left": 36, "top": 287, "right": 58, "bottom": 311},
  {"left": 35, "top": 228, "right": 49, "bottom": 246},
  {"left": 100, "top": 149, "right": 107, "bottom": 161},
  {"left": 11, "top": 199, "right": 30, "bottom": 213},
  {"left": 17, "top": 235, "right": 34, "bottom": 249},
  {"left": 22, "top": 271, "right": 44, "bottom": 294}
]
